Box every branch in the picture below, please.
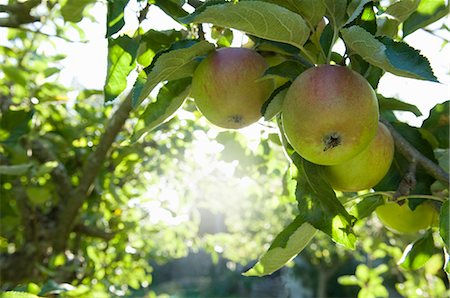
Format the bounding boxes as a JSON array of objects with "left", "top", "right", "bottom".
[
  {"left": 73, "top": 224, "right": 116, "bottom": 240},
  {"left": 394, "top": 161, "right": 417, "bottom": 200},
  {"left": 0, "top": 0, "right": 41, "bottom": 28},
  {"left": 381, "top": 119, "right": 449, "bottom": 188},
  {"left": 53, "top": 93, "right": 133, "bottom": 251}
]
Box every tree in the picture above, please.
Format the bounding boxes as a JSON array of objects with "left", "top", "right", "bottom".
[{"left": 0, "top": 0, "right": 449, "bottom": 297}]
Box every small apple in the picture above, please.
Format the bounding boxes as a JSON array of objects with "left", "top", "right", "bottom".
[
  {"left": 375, "top": 200, "right": 437, "bottom": 234},
  {"left": 282, "top": 65, "right": 379, "bottom": 165},
  {"left": 322, "top": 122, "right": 394, "bottom": 192},
  {"left": 191, "top": 47, "right": 274, "bottom": 129}
]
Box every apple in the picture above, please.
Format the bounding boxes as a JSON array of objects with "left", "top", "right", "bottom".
[
  {"left": 375, "top": 200, "right": 437, "bottom": 234},
  {"left": 282, "top": 65, "right": 379, "bottom": 165},
  {"left": 322, "top": 122, "right": 394, "bottom": 192},
  {"left": 191, "top": 47, "right": 274, "bottom": 129}
]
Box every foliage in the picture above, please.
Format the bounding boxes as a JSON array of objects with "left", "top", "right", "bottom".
[{"left": 0, "top": 0, "right": 449, "bottom": 297}]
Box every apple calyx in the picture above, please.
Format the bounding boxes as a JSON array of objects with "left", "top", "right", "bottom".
[{"left": 323, "top": 133, "right": 342, "bottom": 152}]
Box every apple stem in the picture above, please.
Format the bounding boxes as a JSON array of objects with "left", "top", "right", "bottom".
[{"left": 394, "top": 161, "right": 417, "bottom": 201}]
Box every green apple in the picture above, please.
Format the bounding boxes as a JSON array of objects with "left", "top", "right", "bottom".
[
  {"left": 322, "top": 122, "right": 394, "bottom": 192},
  {"left": 191, "top": 47, "right": 274, "bottom": 129},
  {"left": 282, "top": 65, "right": 379, "bottom": 165},
  {"left": 375, "top": 200, "right": 437, "bottom": 234}
]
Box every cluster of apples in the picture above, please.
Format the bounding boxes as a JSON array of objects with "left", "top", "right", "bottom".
[{"left": 191, "top": 47, "right": 436, "bottom": 234}]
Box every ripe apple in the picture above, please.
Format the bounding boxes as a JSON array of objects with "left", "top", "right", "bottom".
[
  {"left": 191, "top": 47, "right": 274, "bottom": 129},
  {"left": 282, "top": 65, "right": 379, "bottom": 165},
  {"left": 322, "top": 122, "right": 394, "bottom": 192},
  {"left": 375, "top": 200, "right": 437, "bottom": 234}
]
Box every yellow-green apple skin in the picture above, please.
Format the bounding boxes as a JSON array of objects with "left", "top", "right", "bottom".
[
  {"left": 375, "top": 200, "right": 437, "bottom": 234},
  {"left": 322, "top": 122, "right": 394, "bottom": 192},
  {"left": 191, "top": 47, "right": 274, "bottom": 129},
  {"left": 282, "top": 65, "right": 379, "bottom": 165}
]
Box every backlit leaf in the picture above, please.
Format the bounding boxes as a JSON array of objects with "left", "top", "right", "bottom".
[
  {"left": 106, "top": 0, "right": 129, "bottom": 38},
  {"left": 61, "top": 0, "right": 96, "bottom": 23},
  {"left": 403, "top": 0, "right": 449, "bottom": 37},
  {"left": 399, "top": 231, "right": 436, "bottom": 270}
]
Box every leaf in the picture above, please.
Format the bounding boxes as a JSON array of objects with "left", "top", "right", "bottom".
[
  {"left": 323, "top": 0, "right": 347, "bottom": 28},
  {"left": 2, "top": 65, "right": 29, "bottom": 86},
  {"left": 154, "top": 0, "right": 188, "bottom": 18},
  {"left": 440, "top": 201, "right": 449, "bottom": 251},
  {"left": 137, "top": 29, "right": 184, "bottom": 67},
  {"left": 349, "top": 195, "right": 384, "bottom": 220},
  {"left": 341, "top": 26, "right": 438, "bottom": 82},
  {"left": 0, "top": 164, "right": 33, "bottom": 176},
  {"left": 133, "top": 40, "right": 214, "bottom": 107},
  {"left": 378, "top": 95, "right": 422, "bottom": 117},
  {"left": 61, "top": 0, "right": 96, "bottom": 23},
  {"left": 403, "top": 0, "right": 449, "bottom": 37},
  {"left": 261, "top": 0, "right": 326, "bottom": 27},
  {"left": 243, "top": 217, "right": 317, "bottom": 276},
  {"left": 0, "top": 109, "right": 34, "bottom": 144},
  {"left": 106, "top": 0, "right": 129, "bottom": 38},
  {"left": 399, "top": 231, "right": 437, "bottom": 270},
  {"left": 422, "top": 101, "right": 449, "bottom": 149},
  {"left": 104, "top": 36, "right": 139, "bottom": 102},
  {"left": 264, "top": 60, "right": 306, "bottom": 81},
  {"left": 293, "top": 154, "right": 356, "bottom": 248},
  {"left": 131, "top": 78, "right": 191, "bottom": 142},
  {"left": 26, "top": 187, "right": 51, "bottom": 205},
  {"left": 181, "top": 1, "right": 310, "bottom": 49},
  {"left": 261, "top": 83, "right": 289, "bottom": 121},
  {"left": 0, "top": 292, "right": 40, "bottom": 298},
  {"left": 345, "top": 0, "right": 372, "bottom": 26},
  {"left": 382, "top": 0, "right": 420, "bottom": 23}
]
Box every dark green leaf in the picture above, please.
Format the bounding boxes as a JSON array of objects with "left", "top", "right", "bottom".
[
  {"left": 440, "top": 200, "right": 449, "bottom": 251},
  {"left": 293, "top": 154, "right": 356, "bottom": 248},
  {"left": 261, "top": 83, "right": 290, "bottom": 121},
  {"left": 403, "top": 0, "right": 449, "bottom": 37},
  {"left": 61, "top": 0, "right": 96, "bottom": 23},
  {"left": 264, "top": 60, "right": 306, "bottom": 81},
  {"left": 133, "top": 40, "right": 214, "bottom": 106},
  {"left": 106, "top": 0, "right": 129, "bottom": 38},
  {"left": 422, "top": 101, "right": 449, "bottom": 149},
  {"left": 243, "top": 216, "right": 317, "bottom": 276},
  {"left": 104, "top": 36, "right": 139, "bottom": 102},
  {"left": 345, "top": 0, "right": 372, "bottom": 27},
  {"left": 181, "top": 1, "right": 310, "bottom": 49},
  {"left": 154, "top": 0, "right": 188, "bottom": 18},
  {"left": 323, "top": 0, "right": 347, "bottom": 28},
  {"left": 0, "top": 109, "right": 34, "bottom": 144},
  {"left": 131, "top": 78, "right": 191, "bottom": 142},
  {"left": 378, "top": 95, "right": 423, "bottom": 117},
  {"left": 399, "top": 231, "right": 437, "bottom": 270},
  {"left": 349, "top": 195, "right": 385, "bottom": 220}
]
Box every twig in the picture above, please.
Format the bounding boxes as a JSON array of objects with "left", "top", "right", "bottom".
[
  {"left": 73, "top": 224, "right": 116, "bottom": 240},
  {"left": 381, "top": 119, "right": 450, "bottom": 188},
  {"left": 393, "top": 161, "right": 416, "bottom": 201}
]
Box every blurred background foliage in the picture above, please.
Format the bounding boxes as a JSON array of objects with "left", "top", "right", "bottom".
[{"left": 0, "top": 0, "right": 449, "bottom": 297}]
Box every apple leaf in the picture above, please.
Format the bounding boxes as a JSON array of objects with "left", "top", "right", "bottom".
[
  {"left": 243, "top": 217, "right": 317, "bottom": 276},
  {"left": 132, "top": 40, "right": 214, "bottom": 107},
  {"left": 26, "top": 187, "right": 52, "bottom": 206},
  {"left": 131, "top": 78, "right": 191, "bottom": 142},
  {"left": 323, "top": 0, "right": 347, "bottom": 28},
  {"left": 403, "top": 0, "right": 449, "bottom": 37},
  {"left": 345, "top": 0, "right": 372, "bottom": 26},
  {"left": 261, "top": 83, "right": 289, "bottom": 121},
  {"left": 439, "top": 201, "right": 449, "bottom": 251},
  {"left": 399, "top": 231, "right": 437, "bottom": 270},
  {"left": 104, "top": 36, "right": 139, "bottom": 103},
  {"left": 0, "top": 109, "right": 34, "bottom": 144},
  {"left": 341, "top": 26, "right": 438, "bottom": 82},
  {"left": 154, "top": 0, "right": 188, "bottom": 18},
  {"left": 0, "top": 164, "right": 33, "bottom": 176},
  {"left": 349, "top": 195, "right": 384, "bottom": 220},
  {"left": 293, "top": 154, "right": 356, "bottom": 249},
  {"left": 181, "top": 1, "right": 310, "bottom": 49},
  {"left": 0, "top": 292, "right": 39, "bottom": 298},
  {"left": 378, "top": 95, "right": 423, "bottom": 117},
  {"left": 106, "top": 0, "right": 129, "bottom": 37},
  {"left": 261, "top": 0, "right": 326, "bottom": 28},
  {"left": 422, "top": 101, "right": 449, "bottom": 149},
  {"left": 61, "top": 0, "right": 95, "bottom": 23},
  {"left": 264, "top": 60, "right": 306, "bottom": 81},
  {"left": 382, "top": 0, "right": 420, "bottom": 23}
]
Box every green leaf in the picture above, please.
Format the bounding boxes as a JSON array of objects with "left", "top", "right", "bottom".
[
  {"left": 261, "top": 0, "right": 326, "bottom": 27},
  {"left": 323, "top": 0, "right": 347, "bottom": 28},
  {"left": 440, "top": 201, "right": 449, "bottom": 251},
  {"left": 382, "top": 0, "right": 420, "bottom": 23},
  {"left": 349, "top": 195, "right": 384, "bottom": 220},
  {"left": 0, "top": 164, "right": 33, "bottom": 176},
  {"left": 345, "top": 0, "right": 372, "bottom": 26},
  {"left": 26, "top": 187, "right": 51, "bottom": 205},
  {"left": 399, "top": 231, "right": 437, "bottom": 270},
  {"left": 403, "top": 0, "right": 449, "bottom": 37},
  {"left": 378, "top": 95, "right": 422, "bottom": 117},
  {"left": 137, "top": 29, "right": 184, "bottom": 67},
  {"left": 337, "top": 275, "right": 359, "bottom": 286},
  {"left": 2, "top": 65, "right": 29, "bottom": 86},
  {"left": 154, "top": 0, "right": 188, "bottom": 18},
  {"left": 422, "top": 101, "right": 449, "bottom": 149},
  {"left": 293, "top": 154, "right": 356, "bottom": 248},
  {"left": 106, "top": 0, "right": 129, "bottom": 38},
  {"left": 0, "top": 292, "right": 39, "bottom": 298},
  {"left": 181, "top": 1, "right": 310, "bottom": 49},
  {"left": 104, "top": 36, "right": 139, "bottom": 102},
  {"left": 131, "top": 78, "right": 191, "bottom": 142},
  {"left": 0, "top": 109, "right": 34, "bottom": 144},
  {"left": 261, "top": 83, "right": 289, "bottom": 121},
  {"left": 61, "top": 0, "right": 96, "bottom": 23},
  {"left": 243, "top": 217, "right": 317, "bottom": 276},
  {"left": 341, "top": 26, "right": 438, "bottom": 82},
  {"left": 264, "top": 60, "right": 306, "bottom": 81},
  {"left": 133, "top": 40, "right": 214, "bottom": 107}
]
